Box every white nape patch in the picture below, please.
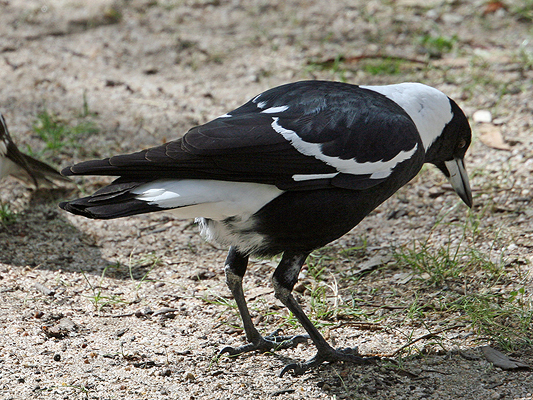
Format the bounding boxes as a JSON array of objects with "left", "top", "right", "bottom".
[
  {"left": 261, "top": 105, "right": 289, "bottom": 114},
  {"left": 132, "top": 179, "right": 283, "bottom": 220},
  {"left": 360, "top": 83, "right": 453, "bottom": 152},
  {"left": 272, "top": 117, "right": 417, "bottom": 179},
  {"left": 292, "top": 172, "right": 339, "bottom": 181},
  {"left": 218, "top": 113, "right": 232, "bottom": 118}
]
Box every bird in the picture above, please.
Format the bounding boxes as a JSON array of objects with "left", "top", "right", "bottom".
[
  {"left": 0, "top": 113, "right": 69, "bottom": 187},
  {"left": 59, "top": 80, "right": 473, "bottom": 376}
]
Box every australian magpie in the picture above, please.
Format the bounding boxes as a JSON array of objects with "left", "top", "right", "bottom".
[
  {"left": 0, "top": 113, "right": 69, "bottom": 187},
  {"left": 59, "top": 80, "right": 472, "bottom": 376}
]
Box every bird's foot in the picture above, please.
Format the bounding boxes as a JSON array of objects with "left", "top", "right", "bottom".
[
  {"left": 219, "top": 329, "right": 309, "bottom": 357},
  {"left": 280, "top": 347, "right": 379, "bottom": 377}
]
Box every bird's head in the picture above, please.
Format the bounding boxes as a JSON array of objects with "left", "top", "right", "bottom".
[
  {"left": 359, "top": 83, "right": 473, "bottom": 208},
  {"left": 425, "top": 98, "right": 473, "bottom": 208}
]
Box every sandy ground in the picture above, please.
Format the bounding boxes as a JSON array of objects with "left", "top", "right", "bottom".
[{"left": 0, "top": 0, "right": 533, "bottom": 399}]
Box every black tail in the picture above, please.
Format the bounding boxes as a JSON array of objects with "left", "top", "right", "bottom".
[
  {"left": 59, "top": 179, "right": 163, "bottom": 219},
  {"left": 19, "top": 153, "right": 71, "bottom": 187},
  {"left": 0, "top": 113, "right": 70, "bottom": 188}
]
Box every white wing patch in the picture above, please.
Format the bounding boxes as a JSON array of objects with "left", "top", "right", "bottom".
[
  {"left": 361, "top": 83, "right": 453, "bottom": 151},
  {"left": 292, "top": 173, "right": 339, "bottom": 181},
  {"left": 271, "top": 117, "right": 417, "bottom": 180},
  {"left": 261, "top": 105, "right": 289, "bottom": 114},
  {"left": 132, "top": 179, "right": 283, "bottom": 220}
]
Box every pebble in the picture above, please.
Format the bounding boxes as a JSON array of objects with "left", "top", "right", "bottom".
[
  {"left": 184, "top": 372, "right": 195, "bottom": 381},
  {"left": 472, "top": 110, "right": 492, "bottom": 123}
]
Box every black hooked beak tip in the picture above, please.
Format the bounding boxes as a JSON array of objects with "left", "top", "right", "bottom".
[{"left": 444, "top": 158, "right": 473, "bottom": 208}]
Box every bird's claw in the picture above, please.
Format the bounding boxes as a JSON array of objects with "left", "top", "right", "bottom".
[
  {"left": 219, "top": 332, "right": 310, "bottom": 357},
  {"left": 219, "top": 343, "right": 258, "bottom": 357}
]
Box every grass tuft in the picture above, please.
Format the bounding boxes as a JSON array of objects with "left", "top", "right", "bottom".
[
  {"left": 393, "top": 211, "right": 532, "bottom": 352},
  {"left": 32, "top": 110, "right": 98, "bottom": 155},
  {"left": 418, "top": 34, "right": 457, "bottom": 58},
  {"left": 360, "top": 57, "right": 403, "bottom": 75},
  {"left": 0, "top": 203, "right": 18, "bottom": 226}
]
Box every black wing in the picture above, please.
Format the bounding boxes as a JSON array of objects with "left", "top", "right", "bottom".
[{"left": 65, "top": 81, "right": 423, "bottom": 191}]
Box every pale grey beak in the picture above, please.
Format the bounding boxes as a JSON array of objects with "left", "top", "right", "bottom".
[{"left": 444, "top": 158, "right": 473, "bottom": 208}]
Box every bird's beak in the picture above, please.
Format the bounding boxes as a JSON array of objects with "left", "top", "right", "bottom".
[{"left": 444, "top": 158, "right": 473, "bottom": 208}]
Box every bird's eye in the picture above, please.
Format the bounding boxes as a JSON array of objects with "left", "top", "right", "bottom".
[{"left": 457, "top": 139, "right": 466, "bottom": 149}]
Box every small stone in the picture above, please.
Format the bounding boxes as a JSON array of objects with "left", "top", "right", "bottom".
[
  {"left": 184, "top": 372, "right": 195, "bottom": 381},
  {"left": 293, "top": 282, "right": 308, "bottom": 293},
  {"left": 472, "top": 110, "right": 492, "bottom": 123},
  {"left": 489, "top": 391, "right": 502, "bottom": 400}
]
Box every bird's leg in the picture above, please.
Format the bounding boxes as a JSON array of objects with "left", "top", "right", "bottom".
[
  {"left": 219, "top": 247, "right": 309, "bottom": 357},
  {"left": 272, "top": 251, "right": 378, "bottom": 377}
]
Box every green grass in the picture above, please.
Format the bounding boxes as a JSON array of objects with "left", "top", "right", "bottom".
[
  {"left": 0, "top": 203, "right": 18, "bottom": 226},
  {"left": 453, "top": 290, "right": 532, "bottom": 351},
  {"left": 360, "top": 57, "right": 403, "bottom": 75},
  {"left": 32, "top": 110, "right": 98, "bottom": 155},
  {"left": 82, "top": 265, "right": 127, "bottom": 312},
  {"left": 30, "top": 95, "right": 98, "bottom": 159},
  {"left": 306, "top": 55, "right": 409, "bottom": 79},
  {"left": 305, "top": 54, "right": 349, "bottom": 82},
  {"left": 418, "top": 34, "right": 457, "bottom": 58},
  {"left": 393, "top": 211, "right": 532, "bottom": 352},
  {"left": 512, "top": 0, "right": 533, "bottom": 22},
  {"left": 81, "top": 253, "right": 161, "bottom": 312}
]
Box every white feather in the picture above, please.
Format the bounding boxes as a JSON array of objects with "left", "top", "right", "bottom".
[
  {"left": 131, "top": 179, "right": 283, "bottom": 220},
  {"left": 261, "top": 105, "right": 289, "bottom": 114},
  {"left": 292, "top": 172, "right": 339, "bottom": 181},
  {"left": 360, "top": 83, "right": 453, "bottom": 151},
  {"left": 271, "top": 117, "right": 417, "bottom": 179},
  {"left": 196, "top": 216, "right": 268, "bottom": 255}
]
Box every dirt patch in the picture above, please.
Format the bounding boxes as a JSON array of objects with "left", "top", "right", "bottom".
[{"left": 1, "top": 1, "right": 532, "bottom": 399}]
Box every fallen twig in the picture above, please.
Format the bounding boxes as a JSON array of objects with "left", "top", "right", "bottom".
[
  {"left": 388, "top": 324, "right": 466, "bottom": 357},
  {"left": 328, "top": 321, "right": 384, "bottom": 331}
]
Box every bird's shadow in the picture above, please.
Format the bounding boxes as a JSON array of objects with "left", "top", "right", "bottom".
[{"left": 0, "top": 186, "right": 114, "bottom": 277}]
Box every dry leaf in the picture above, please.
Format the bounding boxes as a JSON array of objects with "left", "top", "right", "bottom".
[
  {"left": 353, "top": 255, "right": 393, "bottom": 275},
  {"left": 483, "top": 1, "right": 506, "bottom": 15},
  {"left": 477, "top": 124, "right": 511, "bottom": 150},
  {"left": 481, "top": 346, "right": 530, "bottom": 370}
]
